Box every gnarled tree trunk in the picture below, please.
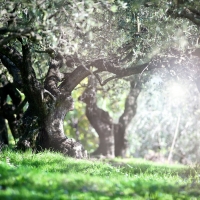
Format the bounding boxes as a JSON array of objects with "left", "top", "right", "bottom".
[
  {"left": 79, "top": 76, "right": 115, "bottom": 158},
  {"left": 80, "top": 76, "right": 141, "bottom": 157},
  {"left": 0, "top": 45, "right": 87, "bottom": 158},
  {"left": 38, "top": 94, "right": 86, "bottom": 158},
  {"left": 0, "top": 35, "right": 150, "bottom": 158}
]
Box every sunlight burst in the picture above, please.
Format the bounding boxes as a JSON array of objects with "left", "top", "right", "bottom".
[{"left": 168, "top": 83, "right": 186, "bottom": 99}]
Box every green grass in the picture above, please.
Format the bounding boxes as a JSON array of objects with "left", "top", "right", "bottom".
[{"left": 0, "top": 149, "right": 200, "bottom": 199}]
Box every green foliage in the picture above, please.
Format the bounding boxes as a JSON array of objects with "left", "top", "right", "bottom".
[
  {"left": 121, "top": 0, "right": 198, "bottom": 61},
  {"left": 1, "top": 150, "right": 200, "bottom": 199},
  {"left": 127, "top": 71, "right": 200, "bottom": 163}
]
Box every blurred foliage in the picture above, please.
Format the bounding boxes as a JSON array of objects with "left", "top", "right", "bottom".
[{"left": 128, "top": 69, "right": 200, "bottom": 164}]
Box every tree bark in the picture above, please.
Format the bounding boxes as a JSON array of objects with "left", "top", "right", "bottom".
[
  {"left": 0, "top": 45, "right": 86, "bottom": 157},
  {"left": 0, "top": 42, "right": 144, "bottom": 158},
  {"left": 85, "top": 105, "right": 115, "bottom": 158},
  {"left": 79, "top": 76, "right": 115, "bottom": 158},
  {"left": 37, "top": 93, "right": 86, "bottom": 158},
  {"left": 80, "top": 76, "right": 141, "bottom": 157}
]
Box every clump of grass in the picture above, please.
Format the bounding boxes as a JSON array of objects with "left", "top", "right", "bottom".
[{"left": 0, "top": 149, "right": 200, "bottom": 199}]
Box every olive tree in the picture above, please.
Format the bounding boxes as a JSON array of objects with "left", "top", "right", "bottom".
[
  {"left": 0, "top": 0, "right": 151, "bottom": 157},
  {"left": 1, "top": 0, "right": 200, "bottom": 157},
  {"left": 79, "top": 75, "right": 142, "bottom": 157}
]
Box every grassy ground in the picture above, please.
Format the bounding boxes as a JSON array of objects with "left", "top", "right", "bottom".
[{"left": 0, "top": 149, "right": 200, "bottom": 200}]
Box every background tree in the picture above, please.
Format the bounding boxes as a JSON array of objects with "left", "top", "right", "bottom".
[
  {"left": 127, "top": 68, "right": 200, "bottom": 164},
  {"left": 79, "top": 75, "right": 142, "bottom": 157}
]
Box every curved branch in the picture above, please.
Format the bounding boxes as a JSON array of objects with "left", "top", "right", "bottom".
[
  {"left": 59, "top": 48, "right": 188, "bottom": 94},
  {"left": 94, "top": 71, "right": 119, "bottom": 86},
  {"left": 59, "top": 65, "right": 91, "bottom": 93},
  {"left": 59, "top": 56, "right": 160, "bottom": 93}
]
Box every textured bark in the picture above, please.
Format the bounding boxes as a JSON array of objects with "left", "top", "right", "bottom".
[
  {"left": 17, "top": 105, "right": 38, "bottom": 150},
  {"left": 44, "top": 53, "right": 64, "bottom": 97},
  {"left": 79, "top": 76, "right": 115, "bottom": 158},
  {"left": 80, "top": 76, "right": 141, "bottom": 157},
  {"left": 1, "top": 1, "right": 199, "bottom": 158},
  {"left": 85, "top": 105, "right": 115, "bottom": 158},
  {"left": 36, "top": 93, "right": 86, "bottom": 158},
  {"left": 0, "top": 42, "right": 145, "bottom": 158},
  {"left": 0, "top": 38, "right": 186, "bottom": 157}
]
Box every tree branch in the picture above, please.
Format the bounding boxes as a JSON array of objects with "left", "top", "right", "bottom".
[
  {"left": 21, "top": 44, "right": 46, "bottom": 115},
  {"left": 59, "top": 64, "right": 91, "bottom": 93},
  {"left": 93, "top": 71, "right": 119, "bottom": 86},
  {"left": 59, "top": 45, "right": 193, "bottom": 95},
  {"left": 22, "top": 44, "right": 38, "bottom": 84},
  {"left": 59, "top": 55, "right": 164, "bottom": 93},
  {"left": 0, "top": 28, "right": 34, "bottom": 46},
  {"left": 167, "top": 7, "right": 200, "bottom": 26}
]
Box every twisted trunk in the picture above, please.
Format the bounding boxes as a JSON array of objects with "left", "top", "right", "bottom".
[
  {"left": 85, "top": 104, "right": 115, "bottom": 158},
  {"left": 37, "top": 94, "right": 86, "bottom": 157},
  {"left": 114, "top": 81, "right": 141, "bottom": 157},
  {"left": 79, "top": 76, "right": 115, "bottom": 158},
  {"left": 0, "top": 44, "right": 86, "bottom": 157},
  {"left": 0, "top": 40, "right": 144, "bottom": 158},
  {"left": 80, "top": 77, "right": 141, "bottom": 157}
]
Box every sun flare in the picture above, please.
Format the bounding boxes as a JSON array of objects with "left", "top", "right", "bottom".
[{"left": 168, "top": 83, "right": 186, "bottom": 99}]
